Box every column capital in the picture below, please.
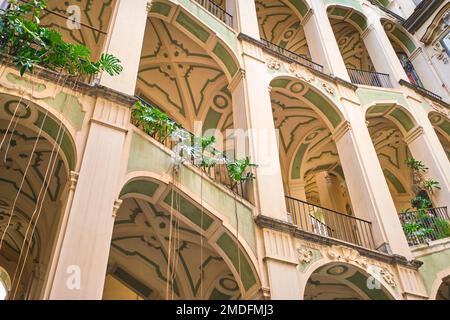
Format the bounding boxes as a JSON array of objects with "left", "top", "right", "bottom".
[
  {"left": 332, "top": 121, "right": 351, "bottom": 142},
  {"left": 69, "top": 171, "right": 79, "bottom": 191},
  {"left": 227, "top": 69, "right": 245, "bottom": 92},
  {"left": 112, "top": 199, "right": 123, "bottom": 218},
  {"left": 403, "top": 126, "right": 424, "bottom": 145}
]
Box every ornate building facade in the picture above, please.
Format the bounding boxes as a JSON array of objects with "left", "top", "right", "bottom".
[{"left": 0, "top": 0, "right": 449, "bottom": 300}]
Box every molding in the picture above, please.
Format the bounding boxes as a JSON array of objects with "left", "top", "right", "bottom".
[
  {"left": 403, "top": 126, "right": 424, "bottom": 145},
  {"left": 255, "top": 215, "right": 423, "bottom": 270},
  {"left": 331, "top": 121, "right": 351, "bottom": 143},
  {"left": 69, "top": 171, "right": 80, "bottom": 191}
]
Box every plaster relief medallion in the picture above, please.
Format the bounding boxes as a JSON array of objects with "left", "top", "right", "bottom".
[
  {"left": 296, "top": 71, "right": 315, "bottom": 84},
  {"left": 380, "top": 268, "right": 397, "bottom": 288},
  {"left": 325, "top": 245, "right": 368, "bottom": 269},
  {"left": 297, "top": 247, "right": 313, "bottom": 265},
  {"left": 432, "top": 41, "right": 449, "bottom": 64},
  {"left": 267, "top": 59, "right": 281, "bottom": 70}
]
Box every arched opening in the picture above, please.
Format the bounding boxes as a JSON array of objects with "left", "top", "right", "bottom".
[
  {"left": 304, "top": 262, "right": 394, "bottom": 300},
  {"left": 0, "top": 266, "right": 10, "bottom": 300},
  {"left": 382, "top": 19, "right": 423, "bottom": 87},
  {"left": 428, "top": 112, "right": 450, "bottom": 161},
  {"left": 136, "top": 14, "right": 236, "bottom": 145},
  {"left": 436, "top": 275, "right": 450, "bottom": 300},
  {"left": 0, "top": 94, "right": 75, "bottom": 299},
  {"left": 366, "top": 107, "right": 415, "bottom": 212},
  {"left": 255, "top": 0, "right": 311, "bottom": 58},
  {"left": 269, "top": 77, "right": 376, "bottom": 248},
  {"left": 326, "top": 5, "right": 384, "bottom": 86},
  {"left": 103, "top": 178, "right": 260, "bottom": 300}
]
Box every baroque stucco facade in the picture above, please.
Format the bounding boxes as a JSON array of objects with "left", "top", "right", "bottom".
[{"left": 0, "top": 0, "right": 450, "bottom": 300}]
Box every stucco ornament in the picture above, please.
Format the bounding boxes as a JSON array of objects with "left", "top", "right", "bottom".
[
  {"left": 297, "top": 247, "right": 313, "bottom": 265},
  {"left": 296, "top": 71, "right": 315, "bottom": 83},
  {"left": 267, "top": 59, "right": 281, "bottom": 70},
  {"left": 325, "top": 245, "right": 368, "bottom": 268},
  {"left": 321, "top": 82, "right": 335, "bottom": 95},
  {"left": 431, "top": 103, "right": 450, "bottom": 117},
  {"left": 379, "top": 268, "right": 397, "bottom": 288},
  {"left": 431, "top": 41, "right": 449, "bottom": 64}
]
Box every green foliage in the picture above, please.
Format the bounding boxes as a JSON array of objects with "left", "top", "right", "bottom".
[
  {"left": 0, "top": 0, "right": 122, "bottom": 77},
  {"left": 226, "top": 157, "right": 258, "bottom": 188},
  {"left": 405, "top": 158, "right": 428, "bottom": 173},
  {"left": 411, "top": 196, "right": 432, "bottom": 210},
  {"left": 434, "top": 218, "right": 450, "bottom": 239},
  {"left": 131, "top": 101, "right": 258, "bottom": 189},
  {"left": 422, "top": 178, "right": 441, "bottom": 193}
]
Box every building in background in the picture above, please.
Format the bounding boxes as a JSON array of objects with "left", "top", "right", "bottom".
[{"left": 0, "top": 0, "right": 449, "bottom": 300}]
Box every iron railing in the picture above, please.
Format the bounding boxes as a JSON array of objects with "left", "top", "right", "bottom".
[
  {"left": 285, "top": 196, "right": 376, "bottom": 250},
  {"left": 347, "top": 68, "right": 393, "bottom": 88},
  {"left": 261, "top": 38, "right": 324, "bottom": 73},
  {"left": 193, "top": 0, "right": 233, "bottom": 27},
  {"left": 399, "top": 207, "right": 450, "bottom": 246},
  {"left": 133, "top": 97, "right": 250, "bottom": 200}
]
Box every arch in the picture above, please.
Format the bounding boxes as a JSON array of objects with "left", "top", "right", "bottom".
[
  {"left": 326, "top": 5, "right": 369, "bottom": 34},
  {"left": 381, "top": 18, "right": 418, "bottom": 56},
  {"left": 428, "top": 111, "right": 450, "bottom": 160},
  {"left": 365, "top": 102, "right": 419, "bottom": 136},
  {"left": 270, "top": 76, "right": 344, "bottom": 130},
  {"left": 106, "top": 175, "right": 261, "bottom": 299},
  {"left": 429, "top": 267, "right": 450, "bottom": 300},
  {"left": 255, "top": 0, "right": 312, "bottom": 58},
  {"left": 147, "top": 0, "right": 241, "bottom": 82},
  {"left": 0, "top": 265, "right": 11, "bottom": 294},
  {"left": 0, "top": 92, "right": 78, "bottom": 172},
  {"left": 301, "top": 261, "right": 398, "bottom": 300}
]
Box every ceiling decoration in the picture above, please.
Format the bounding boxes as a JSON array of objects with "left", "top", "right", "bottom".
[
  {"left": 330, "top": 19, "right": 374, "bottom": 71},
  {"left": 107, "top": 198, "right": 241, "bottom": 300},
  {"left": 137, "top": 18, "right": 233, "bottom": 134},
  {"left": 40, "top": 0, "right": 117, "bottom": 60},
  {"left": 304, "top": 263, "right": 393, "bottom": 300},
  {"left": 367, "top": 116, "right": 414, "bottom": 204},
  {"left": 429, "top": 112, "right": 450, "bottom": 161},
  {"left": 0, "top": 119, "right": 69, "bottom": 300},
  {"left": 255, "top": 0, "right": 311, "bottom": 57}
]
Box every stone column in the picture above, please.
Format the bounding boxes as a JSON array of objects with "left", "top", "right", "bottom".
[
  {"left": 262, "top": 229, "right": 303, "bottom": 300},
  {"left": 48, "top": 98, "right": 129, "bottom": 299},
  {"left": 362, "top": 20, "right": 409, "bottom": 87},
  {"left": 229, "top": 40, "right": 287, "bottom": 222},
  {"left": 228, "top": 0, "right": 260, "bottom": 38},
  {"left": 289, "top": 180, "right": 307, "bottom": 201},
  {"left": 315, "top": 172, "right": 346, "bottom": 213},
  {"left": 333, "top": 102, "right": 412, "bottom": 259},
  {"left": 99, "top": 0, "right": 148, "bottom": 95},
  {"left": 302, "top": 2, "right": 350, "bottom": 80},
  {"left": 409, "top": 48, "right": 450, "bottom": 101},
  {"left": 404, "top": 126, "right": 450, "bottom": 210}
]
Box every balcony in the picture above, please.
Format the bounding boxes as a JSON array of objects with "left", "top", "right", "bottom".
[
  {"left": 261, "top": 38, "right": 325, "bottom": 73},
  {"left": 193, "top": 0, "right": 233, "bottom": 27},
  {"left": 285, "top": 196, "right": 376, "bottom": 250},
  {"left": 399, "top": 207, "right": 450, "bottom": 246},
  {"left": 133, "top": 97, "right": 250, "bottom": 200},
  {"left": 347, "top": 68, "right": 393, "bottom": 88}
]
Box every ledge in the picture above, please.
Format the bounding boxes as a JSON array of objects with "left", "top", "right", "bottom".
[
  {"left": 0, "top": 57, "right": 137, "bottom": 107},
  {"left": 255, "top": 215, "right": 423, "bottom": 270},
  {"left": 237, "top": 33, "right": 358, "bottom": 91},
  {"left": 399, "top": 79, "right": 450, "bottom": 108}
]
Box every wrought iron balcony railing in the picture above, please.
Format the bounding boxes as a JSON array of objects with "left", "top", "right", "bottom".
[
  {"left": 193, "top": 0, "right": 233, "bottom": 27},
  {"left": 261, "top": 38, "right": 324, "bottom": 73},
  {"left": 399, "top": 207, "right": 450, "bottom": 246},
  {"left": 347, "top": 68, "right": 393, "bottom": 88},
  {"left": 133, "top": 97, "right": 250, "bottom": 200},
  {"left": 285, "top": 196, "right": 376, "bottom": 250}
]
